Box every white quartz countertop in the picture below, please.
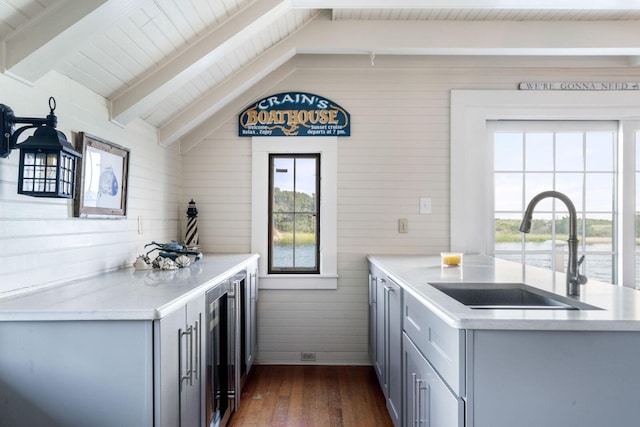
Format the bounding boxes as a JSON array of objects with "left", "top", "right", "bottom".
[
  {"left": 368, "top": 254, "right": 640, "bottom": 331},
  {"left": 0, "top": 253, "right": 259, "bottom": 321}
]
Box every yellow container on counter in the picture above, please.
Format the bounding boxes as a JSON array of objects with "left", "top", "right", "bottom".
[{"left": 441, "top": 252, "right": 463, "bottom": 267}]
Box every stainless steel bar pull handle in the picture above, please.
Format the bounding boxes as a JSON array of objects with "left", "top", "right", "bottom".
[
  {"left": 412, "top": 373, "right": 419, "bottom": 426},
  {"left": 382, "top": 277, "right": 396, "bottom": 293},
  {"left": 418, "top": 381, "right": 429, "bottom": 427},
  {"left": 193, "top": 319, "right": 199, "bottom": 380},
  {"left": 180, "top": 325, "right": 193, "bottom": 386},
  {"left": 251, "top": 272, "right": 258, "bottom": 301},
  {"left": 369, "top": 276, "right": 377, "bottom": 303}
]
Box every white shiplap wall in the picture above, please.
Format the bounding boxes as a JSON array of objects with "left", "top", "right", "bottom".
[
  {"left": 182, "top": 56, "right": 640, "bottom": 365},
  {"left": 0, "top": 71, "right": 182, "bottom": 295}
]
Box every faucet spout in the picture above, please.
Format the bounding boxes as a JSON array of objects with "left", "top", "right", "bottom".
[{"left": 519, "top": 191, "right": 587, "bottom": 296}]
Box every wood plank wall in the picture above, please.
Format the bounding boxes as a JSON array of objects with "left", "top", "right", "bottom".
[
  {"left": 0, "top": 71, "right": 182, "bottom": 295},
  {"left": 182, "top": 55, "right": 640, "bottom": 365}
]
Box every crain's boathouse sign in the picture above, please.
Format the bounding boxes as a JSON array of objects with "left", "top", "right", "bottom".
[{"left": 239, "top": 92, "right": 350, "bottom": 137}]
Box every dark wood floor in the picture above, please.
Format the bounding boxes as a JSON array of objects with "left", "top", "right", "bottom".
[{"left": 229, "top": 365, "right": 394, "bottom": 427}]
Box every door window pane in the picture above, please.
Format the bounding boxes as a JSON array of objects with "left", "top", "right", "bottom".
[
  {"left": 493, "top": 122, "right": 617, "bottom": 284},
  {"left": 494, "top": 132, "right": 523, "bottom": 171},
  {"left": 555, "top": 132, "right": 584, "bottom": 171},
  {"left": 525, "top": 133, "right": 554, "bottom": 171}
]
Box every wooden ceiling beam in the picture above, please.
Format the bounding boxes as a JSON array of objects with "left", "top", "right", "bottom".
[
  {"left": 179, "top": 61, "right": 297, "bottom": 154},
  {"left": 292, "top": 19, "right": 640, "bottom": 56},
  {"left": 3, "top": 0, "right": 146, "bottom": 84},
  {"left": 109, "top": 0, "right": 291, "bottom": 126},
  {"left": 169, "top": 15, "right": 640, "bottom": 148},
  {"left": 159, "top": 11, "right": 326, "bottom": 147},
  {"left": 292, "top": 0, "right": 640, "bottom": 10}
]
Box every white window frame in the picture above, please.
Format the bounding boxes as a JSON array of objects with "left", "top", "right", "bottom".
[
  {"left": 450, "top": 90, "right": 640, "bottom": 287},
  {"left": 252, "top": 136, "right": 338, "bottom": 289}
]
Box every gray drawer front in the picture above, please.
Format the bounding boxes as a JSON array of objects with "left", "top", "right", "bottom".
[{"left": 403, "top": 291, "right": 465, "bottom": 396}]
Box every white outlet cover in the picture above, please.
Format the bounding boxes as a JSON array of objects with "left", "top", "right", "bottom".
[{"left": 420, "top": 197, "right": 432, "bottom": 214}]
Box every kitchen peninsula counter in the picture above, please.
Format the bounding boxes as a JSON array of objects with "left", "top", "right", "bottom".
[
  {"left": 0, "top": 253, "right": 259, "bottom": 321},
  {"left": 368, "top": 254, "right": 640, "bottom": 331},
  {"left": 369, "top": 254, "right": 640, "bottom": 426}
]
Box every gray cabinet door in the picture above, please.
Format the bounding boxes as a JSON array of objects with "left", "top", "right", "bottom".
[
  {"left": 368, "top": 272, "right": 377, "bottom": 368},
  {"left": 155, "top": 305, "right": 184, "bottom": 427},
  {"left": 384, "top": 277, "right": 402, "bottom": 427},
  {"left": 369, "top": 264, "right": 403, "bottom": 427},
  {"left": 374, "top": 272, "right": 385, "bottom": 388},
  {"left": 184, "top": 295, "right": 204, "bottom": 427},
  {"left": 403, "top": 333, "right": 463, "bottom": 427},
  {"left": 246, "top": 261, "right": 258, "bottom": 373},
  {"left": 155, "top": 294, "right": 204, "bottom": 427}
]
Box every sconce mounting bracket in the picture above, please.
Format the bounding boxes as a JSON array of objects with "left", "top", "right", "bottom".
[{"left": 0, "top": 104, "right": 15, "bottom": 158}]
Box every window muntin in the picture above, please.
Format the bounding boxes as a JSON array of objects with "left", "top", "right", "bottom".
[
  {"left": 492, "top": 121, "right": 618, "bottom": 284},
  {"left": 268, "top": 154, "right": 320, "bottom": 274}
]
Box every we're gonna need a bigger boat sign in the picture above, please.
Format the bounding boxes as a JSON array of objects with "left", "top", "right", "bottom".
[{"left": 238, "top": 92, "right": 350, "bottom": 137}]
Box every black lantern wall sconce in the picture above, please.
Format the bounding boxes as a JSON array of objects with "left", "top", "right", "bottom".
[{"left": 0, "top": 97, "right": 81, "bottom": 198}]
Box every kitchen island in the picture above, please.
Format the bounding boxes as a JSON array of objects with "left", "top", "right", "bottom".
[
  {"left": 368, "top": 254, "right": 640, "bottom": 427},
  {"left": 0, "top": 253, "right": 259, "bottom": 427}
]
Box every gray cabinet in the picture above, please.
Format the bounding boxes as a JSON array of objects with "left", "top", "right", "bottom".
[
  {"left": 0, "top": 320, "right": 153, "bottom": 427},
  {"left": 0, "top": 256, "right": 259, "bottom": 427},
  {"left": 469, "top": 329, "right": 640, "bottom": 426},
  {"left": 403, "top": 332, "right": 464, "bottom": 427},
  {"left": 155, "top": 293, "right": 205, "bottom": 427},
  {"left": 374, "top": 271, "right": 385, "bottom": 382},
  {"left": 383, "top": 276, "right": 402, "bottom": 427},
  {"left": 403, "top": 291, "right": 465, "bottom": 396},
  {"left": 246, "top": 260, "right": 259, "bottom": 373},
  {"left": 369, "top": 256, "right": 640, "bottom": 427},
  {"left": 402, "top": 290, "right": 465, "bottom": 427},
  {"left": 368, "top": 262, "right": 402, "bottom": 427},
  {"left": 367, "top": 272, "right": 377, "bottom": 371}
]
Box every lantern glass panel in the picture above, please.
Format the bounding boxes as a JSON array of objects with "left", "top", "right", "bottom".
[{"left": 46, "top": 165, "right": 57, "bottom": 179}]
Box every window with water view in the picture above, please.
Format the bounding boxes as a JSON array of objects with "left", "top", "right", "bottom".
[
  {"left": 492, "top": 121, "right": 618, "bottom": 284},
  {"left": 269, "top": 154, "right": 320, "bottom": 274}
]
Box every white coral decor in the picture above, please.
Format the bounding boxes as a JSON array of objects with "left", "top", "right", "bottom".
[
  {"left": 159, "top": 257, "right": 179, "bottom": 270},
  {"left": 175, "top": 255, "right": 191, "bottom": 268}
]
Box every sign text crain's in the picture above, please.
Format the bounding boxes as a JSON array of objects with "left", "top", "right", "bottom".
[{"left": 238, "top": 92, "right": 350, "bottom": 137}]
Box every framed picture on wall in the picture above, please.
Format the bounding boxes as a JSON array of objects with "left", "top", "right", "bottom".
[{"left": 74, "top": 132, "right": 130, "bottom": 217}]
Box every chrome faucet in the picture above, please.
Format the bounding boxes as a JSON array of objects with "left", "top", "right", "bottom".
[{"left": 519, "top": 191, "right": 588, "bottom": 296}]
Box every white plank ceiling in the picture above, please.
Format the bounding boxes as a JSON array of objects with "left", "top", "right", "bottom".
[{"left": 1, "top": 0, "right": 640, "bottom": 147}]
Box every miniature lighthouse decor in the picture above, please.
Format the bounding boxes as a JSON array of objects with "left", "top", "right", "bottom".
[{"left": 185, "top": 199, "right": 199, "bottom": 249}]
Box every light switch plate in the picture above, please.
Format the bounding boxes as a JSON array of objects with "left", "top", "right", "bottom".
[
  {"left": 398, "top": 218, "right": 408, "bottom": 233},
  {"left": 420, "top": 197, "right": 432, "bottom": 214}
]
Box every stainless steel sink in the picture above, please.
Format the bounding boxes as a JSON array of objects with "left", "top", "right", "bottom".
[{"left": 429, "top": 282, "right": 602, "bottom": 310}]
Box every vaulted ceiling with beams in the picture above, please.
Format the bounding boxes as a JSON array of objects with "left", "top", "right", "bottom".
[{"left": 2, "top": 0, "right": 640, "bottom": 148}]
